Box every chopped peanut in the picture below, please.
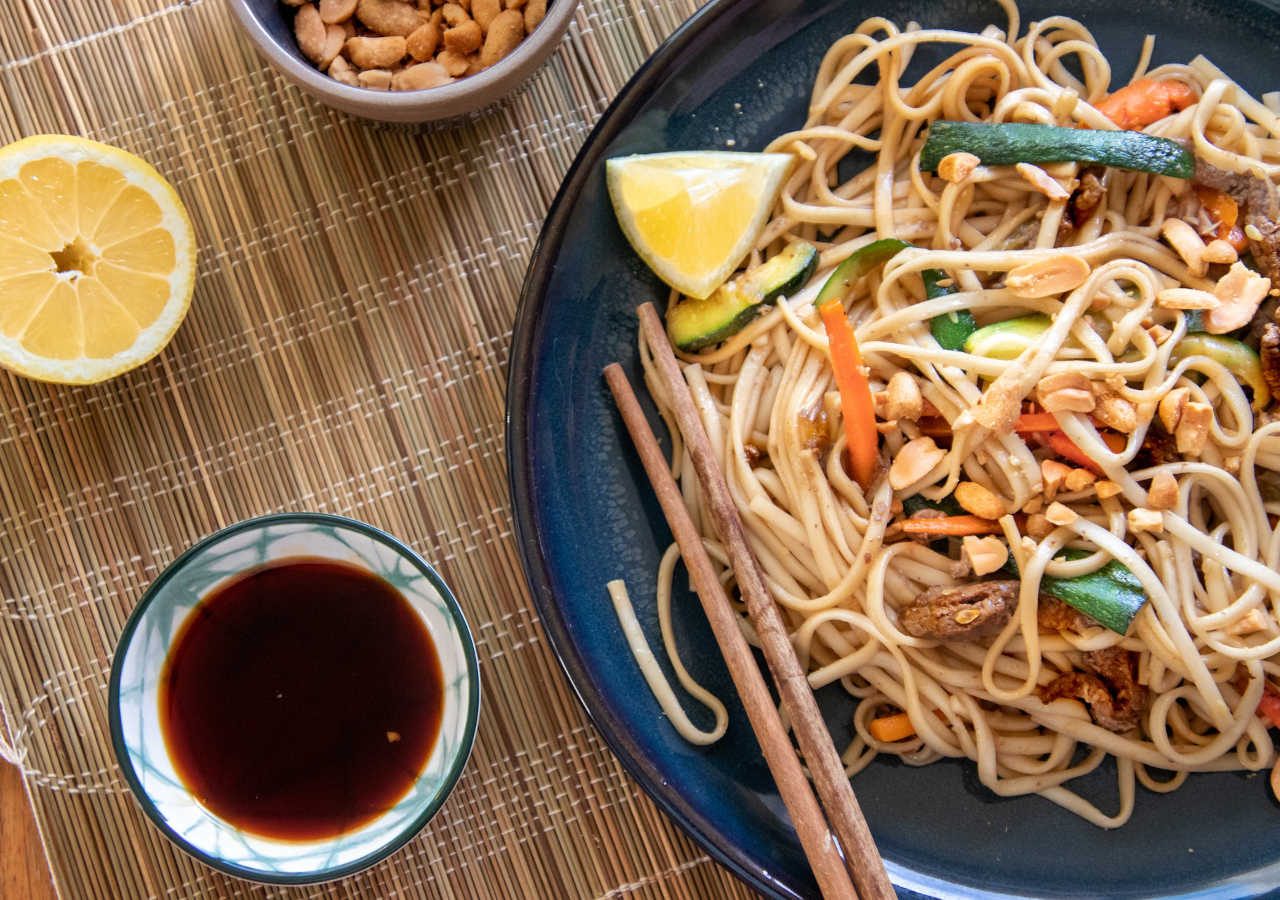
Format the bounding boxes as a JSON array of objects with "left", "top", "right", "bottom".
[
  {"left": 1207, "top": 261, "right": 1271, "bottom": 334},
  {"left": 884, "top": 372, "right": 923, "bottom": 422},
  {"left": 1156, "top": 287, "right": 1219, "bottom": 310},
  {"left": 1202, "top": 239, "right": 1238, "bottom": 265},
  {"left": 1092, "top": 385, "right": 1138, "bottom": 433},
  {"left": 1094, "top": 479, "right": 1122, "bottom": 499},
  {"left": 963, "top": 535, "right": 1010, "bottom": 576},
  {"left": 1158, "top": 387, "right": 1189, "bottom": 433},
  {"left": 955, "top": 481, "right": 1008, "bottom": 519},
  {"left": 1041, "top": 458, "right": 1073, "bottom": 499},
  {"left": 1175, "top": 401, "right": 1213, "bottom": 456},
  {"left": 1006, "top": 254, "right": 1091, "bottom": 298},
  {"left": 1045, "top": 502, "right": 1078, "bottom": 526},
  {"left": 1127, "top": 507, "right": 1164, "bottom": 533},
  {"left": 1064, "top": 468, "right": 1097, "bottom": 492},
  {"left": 938, "top": 151, "right": 981, "bottom": 183},
  {"left": 1036, "top": 371, "right": 1095, "bottom": 413},
  {"left": 1226, "top": 608, "right": 1269, "bottom": 636},
  {"left": 1161, "top": 218, "right": 1207, "bottom": 277},
  {"left": 888, "top": 436, "right": 946, "bottom": 490},
  {"left": 1146, "top": 471, "right": 1178, "bottom": 510},
  {"left": 1022, "top": 496, "right": 1044, "bottom": 514},
  {"left": 1015, "top": 162, "right": 1071, "bottom": 200},
  {"left": 1146, "top": 323, "right": 1172, "bottom": 346},
  {"left": 1026, "top": 513, "right": 1054, "bottom": 538}
]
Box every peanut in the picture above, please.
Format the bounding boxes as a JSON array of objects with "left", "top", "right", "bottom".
[
  {"left": 1092, "top": 385, "right": 1137, "bottom": 433},
  {"left": 1015, "top": 162, "right": 1070, "bottom": 200},
  {"left": 317, "top": 24, "right": 346, "bottom": 66},
  {"left": 282, "top": 0, "right": 308, "bottom": 7},
  {"left": 1161, "top": 218, "right": 1207, "bottom": 277},
  {"left": 1146, "top": 471, "right": 1178, "bottom": 510},
  {"left": 345, "top": 34, "right": 407, "bottom": 68},
  {"left": 480, "top": 8, "right": 524, "bottom": 67},
  {"left": 328, "top": 54, "right": 359, "bottom": 86},
  {"left": 472, "top": 0, "right": 501, "bottom": 29},
  {"left": 1041, "top": 459, "right": 1072, "bottom": 500},
  {"left": 955, "top": 481, "right": 1007, "bottom": 519},
  {"left": 883, "top": 372, "right": 923, "bottom": 422},
  {"left": 1063, "top": 468, "right": 1097, "bottom": 492},
  {"left": 392, "top": 61, "right": 455, "bottom": 89},
  {"left": 440, "top": 2, "right": 470, "bottom": 25},
  {"left": 1156, "top": 287, "right": 1219, "bottom": 310},
  {"left": 523, "top": 0, "right": 545, "bottom": 31},
  {"left": 962, "top": 536, "right": 1009, "bottom": 576},
  {"left": 294, "top": 4, "right": 329, "bottom": 66},
  {"left": 406, "top": 22, "right": 441, "bottom": 60},
  {"left": 937, "top": 151, "right": 980, "bottom": 184},
  {"left": 320, "top": 0, "right": 358, "bottom": 23},
  {"left": 1095, "top": 480, "right": 1122, "bottom": 500},
  {"left": 358, "top": 68, "right": 394, "bottom": 90},
  {"left": 1158, "top": 387, "right": 1188, "bottom": 433},
  {"left": 437, "top": 48, "right": 470, "bottom": 76},
  {"left": 443, "top": 18, "right": 483, "bottom": 53},
  {"left": 888, "top": 436, "right": 945, "bottom": 490},
  {"left": 1026, "top": 513, "right": 1054, "bottom": 539},
  {"left": 465, "top": 53, "right": 484, "bottom": 75},
  {"left": 1175, "top": 401, "right": 1213, "bottom": 456},
  {"left": 1045, "top": 502, "right": 1078, "bottom": 526},
  {"left": 1005, "top": 254, "right": 1090, "bottom": 298},
  {"left": 1202, "top": 239, "right": 1238, "bottom": 265},
  {"left": 357, "top": 0, "right": 421, "bottom": 35},
  {"left": 1207, "top": 261, "right": 1271, "bottom": 334},
  {"left": 505, "top": 0, "right": 527, "bottom": 8},
  {"left": 1127, "top": 507, "right": 1164, "bottom": 534},
  {"left": 1037, "top": 371, "right": 1094, "bottom": 413}
]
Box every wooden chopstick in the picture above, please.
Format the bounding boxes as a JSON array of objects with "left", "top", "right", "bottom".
[
  {"left": 603, "top": 363, "right": 857, "bottom": 900},
  {"left": 633, "top": 302, "right": 895, "bottom": 900}
]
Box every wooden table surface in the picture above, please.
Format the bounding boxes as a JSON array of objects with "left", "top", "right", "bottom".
[{"left": 2, "top": 763, "right": 56, "bottom": 900}]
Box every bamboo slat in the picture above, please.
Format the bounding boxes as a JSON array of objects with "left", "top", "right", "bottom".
[{"left": 0, "top": 0, "right": 756, "bottom": 896}]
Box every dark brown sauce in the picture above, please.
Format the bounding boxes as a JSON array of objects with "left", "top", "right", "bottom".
[{"left": 160, "top": 557, "right": 443, "bottom": 841}]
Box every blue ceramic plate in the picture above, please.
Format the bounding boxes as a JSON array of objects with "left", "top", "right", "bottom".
[{"left": 507, "top": 1, "right": 1280, "bottom": 897}]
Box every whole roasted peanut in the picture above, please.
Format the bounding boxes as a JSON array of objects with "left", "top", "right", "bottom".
[
  {"left": 465, "top": 53, "right": 483, "bottom": 75},
  {"left": 358, "top": 68, "right": 394, "bottom": 90},
  {"left": 345, "top": 34, "right": 408, "bottom": 68},
  {"left": 440, "top": 3, "right": 470, "bottom": 25},
  {"left": 888, "top": 436, "right": 946, "bottom": 490},
  {"left": 480, "top": 8, "right": 523, "bottom": 67},
  {"left": 523, "top": 0, "right": 545, "bottom": 30},
  {"left": 443, "top": 18, "right": 483, "bottom": 53},
  {"left": 472, "top": 0, "right": 501, "bottom": 29},
  {"left": 406, "top": 22, "right": 441, "bottom": 60},
  {"left": 318, "top": 23, "right": 346, "bottom": 66},
  {"left": 294, "top": 5, "right": 329, "bottom": 66},
  {"left": 1005, "top": 254, "right": 1090, "bottom": 298},
  {"left": 328, "top": 54, "right": 359, "bottom": 86},
  {"left": 319, "top": 0, "right": 357, "bottom": 23},
  {"left": 505, "top": 0, "right": 527, "bottom": 9},
  {"left": 392, "top": 61, "right": 455, "bottom": 89},
  {"left": 357, "top": 0, "right": 421, "bottom": 35},
  {"left": 437, "top": 49, "right": 470, "bottom": 76}
]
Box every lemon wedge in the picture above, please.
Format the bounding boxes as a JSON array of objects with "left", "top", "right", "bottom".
[
  {"left": 0, "top": 135, "right": 196, "bottom": 384},
  {"left": 606, "top": 151, "right": 793, "bottom": 299}
]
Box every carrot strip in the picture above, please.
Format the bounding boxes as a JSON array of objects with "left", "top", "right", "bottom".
[
  {"left": 899, "top": 515, "right": 1002, "bottom": 536},
  {"left": 819, "top": 301, "right": 878, "bottom": 490},
  {"left": 868, "top": 712, "right": 916, "bottom": 743},
  {"left": 1014, "top": 412, "right": 1062, "bottom": 434},
  {"left": 1046, "top": 430, "right": 1126, "bottom": 474},
  {"left": 1097, "top": 78, "right": 1197, "bottom": 130},
  {"left": 1259, "top": 685, "right": 1280, "bottom": 730}
]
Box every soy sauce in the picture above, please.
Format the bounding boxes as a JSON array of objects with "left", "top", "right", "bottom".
[{"left": 160, "top": 557, "right": 443, "bottom": 841}]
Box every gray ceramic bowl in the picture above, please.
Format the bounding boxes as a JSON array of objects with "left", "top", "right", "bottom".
[{"left": 227, "top": 0, "right": 579, "bottom": 123}]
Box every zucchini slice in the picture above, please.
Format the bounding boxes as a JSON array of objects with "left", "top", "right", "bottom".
[
  {"left": 964, "top": 314, "right": 1052, "bottom": 359},
  {"left": 666, "top": 242, "right": 818, "bottom": 352}
]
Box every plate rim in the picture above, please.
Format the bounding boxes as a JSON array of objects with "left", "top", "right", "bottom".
[
  {"left": 504, "top": 0, "right": 805, "bottom": 896},
  {"left": 504, "top": 2, "right": 1280, "bottom": 898}
]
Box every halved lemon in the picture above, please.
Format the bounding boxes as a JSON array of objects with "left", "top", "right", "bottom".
[
  {"left": 0, "top": 135, "right": 196, "bottom": 384},
  {"left": 606, "top": 151, "right": 793, "bottom": 300}
]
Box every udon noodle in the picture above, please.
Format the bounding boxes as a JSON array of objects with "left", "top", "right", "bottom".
[{"left": 621, "top": 0, "right": 1280, "bottom": 827}]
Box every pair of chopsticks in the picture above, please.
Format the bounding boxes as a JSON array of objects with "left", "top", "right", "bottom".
[{"left": 603, "top": 303, "right": 893, "bottom": 900}]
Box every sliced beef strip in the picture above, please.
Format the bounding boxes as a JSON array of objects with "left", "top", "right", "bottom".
[
  {"left": 1038, "top": 647, "right": 1148, "bottom": 733},
  {"left": 899, "top": 580, "right": 1018, "bottom": 641},
  {"left": 1261, "top": 321, "right": 1280, "bottom": 396}
]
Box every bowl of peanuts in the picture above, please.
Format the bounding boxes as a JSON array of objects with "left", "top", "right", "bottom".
[{"left": 228, "top": 0, "right": 579, "bottom": 123}]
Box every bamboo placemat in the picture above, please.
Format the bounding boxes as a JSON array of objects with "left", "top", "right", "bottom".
[{"left": 0, "top": 0, "right": 760, "bottom": 895}]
